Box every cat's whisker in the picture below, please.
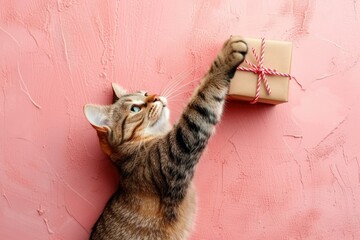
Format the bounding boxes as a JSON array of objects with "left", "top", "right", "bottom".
[
  {"left": 160, "top": 68, "right": 191, "bottom": 94},
  {"left": 162, "top": 75, "right": 189, "bottom": 98},
  {"left": 161, "top": 72, "right": 189, "bottom": 97},
  {"left": 164, "top": 84, "right": 187, "bottom": 99},
  {"left": 167, "top": 91, "right": 191, "bottom": 101},
  {"left": 163, "top": 73, "right": 199, "bottom": 98},
  {"left": 161, "top": 68, "right": 196, "bottom": 97},
  {"left": 165, "top": 78, "right": 201, "bottom": 100},
  {"left": 163, "top": 77, "right": 201, "bottom": 99},
  {"left": 160, "top": 67, "right": 195, "bottom": 95},
  {"left": 168, "top": 78, "right": 200, "bottom": 97}
]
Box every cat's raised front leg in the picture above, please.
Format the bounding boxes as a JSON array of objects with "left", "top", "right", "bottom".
[
  {"left": 149, "top": 37, "right": 247, "bottom": 216},
  {"left": 162, "top": 36, "right": 248, "bottom": 166},
  {"left": 155, "top": 36, "right": 248, "bottom": 190}
]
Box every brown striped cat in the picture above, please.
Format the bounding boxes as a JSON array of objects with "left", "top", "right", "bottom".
[{"left": 84, "top": 36, "right": 247, "bottom": 240}]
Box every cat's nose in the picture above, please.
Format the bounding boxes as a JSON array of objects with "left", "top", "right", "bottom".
[
  {"left": 146, "top": 94, "right": 160, "bottom": 103},
  {"left": 153, "top": 95, "right": 160, "bottom": 102}
]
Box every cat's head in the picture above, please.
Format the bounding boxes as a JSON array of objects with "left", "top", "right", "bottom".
[{"left": 84, "top": 83, "right": 171, "bottom": 156}]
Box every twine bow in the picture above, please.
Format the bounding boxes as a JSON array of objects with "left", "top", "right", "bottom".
[{"left": 237, "top": 38, "right": 293, "bottom": 104}]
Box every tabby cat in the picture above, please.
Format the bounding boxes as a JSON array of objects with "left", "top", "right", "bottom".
[{"left": 84, "top": 36, "right": 248, "bottom": 240}]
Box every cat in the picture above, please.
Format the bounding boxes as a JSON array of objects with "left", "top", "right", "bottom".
[{"left": 84, "top": 36, "right": 248, "bottom": 240}]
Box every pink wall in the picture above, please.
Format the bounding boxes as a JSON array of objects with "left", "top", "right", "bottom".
[{"left": 1, "top": 0, "right": 360, "bottom": 239}]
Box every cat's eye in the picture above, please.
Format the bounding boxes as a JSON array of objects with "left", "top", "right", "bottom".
[
  {"left": 130, "top": 105, "right": 142, "bottom": 113},
  {"left": 144, "top": 92, "right": 148, "bottom": 97}
]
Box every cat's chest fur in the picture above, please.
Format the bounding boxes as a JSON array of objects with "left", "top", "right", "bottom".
[
  {"left": 164, "top": 183, "right": 197, "bottom": 239},
  {"left": 92, "top": 182, "right": 196, "bottom": 240}
]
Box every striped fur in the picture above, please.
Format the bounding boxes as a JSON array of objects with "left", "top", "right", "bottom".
[{"left": 84, "top": 36, "right": 248, "bottom": 240}]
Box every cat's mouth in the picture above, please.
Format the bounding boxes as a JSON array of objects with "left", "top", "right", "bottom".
[
  {"left": 147, "top": 97, "right": 168, "bottom": 125},
  {"left": 148, "top": 104, "right": 161, "bottom": 119}
]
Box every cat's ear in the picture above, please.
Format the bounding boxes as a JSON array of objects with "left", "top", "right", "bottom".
[
  {"left": 84, "top": 104, "right": 112, "bottom": 156},
  {"left": 84, "top": 104, "right": 110, "bottom": 131},
  {"left": 112, "top": 83, "right": 127, "bottom": 103}
]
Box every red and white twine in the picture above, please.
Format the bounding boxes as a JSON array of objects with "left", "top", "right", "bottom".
[{"left": 237, "top": 38, "right": 293, "bottom": 104}]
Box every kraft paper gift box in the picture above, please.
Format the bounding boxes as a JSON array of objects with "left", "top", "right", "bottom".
[{"left": 228, "top": 38, "right": 293, "bottom": 104}]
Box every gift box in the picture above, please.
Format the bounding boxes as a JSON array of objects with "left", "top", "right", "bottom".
[{"left": 228, "top": 38, "right": 293, "bottom": 104}]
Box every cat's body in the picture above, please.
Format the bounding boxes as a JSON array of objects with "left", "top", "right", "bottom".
[{"left": 84, "top": 36, "right": 247, "bottom": 240}]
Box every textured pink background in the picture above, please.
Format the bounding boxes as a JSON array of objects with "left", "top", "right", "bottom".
[{"left": 1, "top": 0, "right": 360, "bottom": 239}]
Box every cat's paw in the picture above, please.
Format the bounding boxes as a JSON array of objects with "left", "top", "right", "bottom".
[{"left": 216, "top": 36, "right": 248, "bottom": 78}]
